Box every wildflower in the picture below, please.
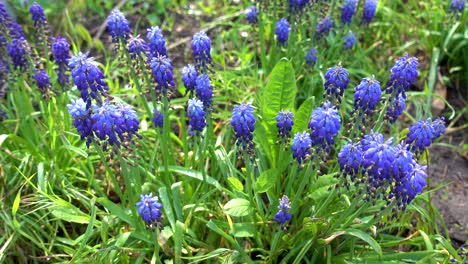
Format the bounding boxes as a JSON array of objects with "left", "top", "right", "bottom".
[
  {"left": 245, "top": 5, "right": 258, "bottom": 24},
  {"left": 68, "top": 98, "right": 93, "bottom": 145},
  {"left": 341, "top": 0, "right": 358, "bottom": 25},
  {"left": 291, "top": 131, "right": 312, "bottom": 163},
  {"left": 181, "top": 64, "right": 197, "bottom": 93},
  {"left": 406, "top": 118, "right": 444, "bottom": 153},
  {"left": 147, "top": 26, "right": 167, "bottom": 57},
  {"left": 305, "top": 47, "right": 317, "bottom": 66},
  {"left": 289, "top": 0, "right": 309, "bottom": 14},
  {"left": 276, "top": 110, "right": 294, "bottom": 140},
  {"left": 338, "top": 141, "right": 363, "bottom": 177},
  {"left": 195, "top": 73, "right": 213, "bottom": 109},
  {"left": 68, "top": 52, "right": 108, "bottom": 108},
  {"left": 275, "top": 18, "right": 290, "bottom": 45},
  {"left": 8, "top": 22, "right": 26, "bottom": 40},
  {"left": 386, "top": 53, "right": 418, "bottom": 94},
  {"left": 391, "top": 143, "right": 414, "bottom": 183},
  {"left": 128, "top": 35, "right": 148, "bottom": 59},
  {"left": 431, "top": 117, "right": 446, "bottom": 138},
  {"left": 90, "top": 101, "right": 120, "bottom": 146},
  {"left": 33, "top": 70, "right": 51, "bottom": 93},
  {"left": 324, "top": 63, "right": 349, "bottom": 102},
  {"left": 362, "top": 0, "right": 378, "bottom": 24},
  {"left": 150, "top": 55, "right": 175, "bottom": 95},
  {"left": 187, "top": 98, "right": 206, "bottom": 135},
  {"left": 274, "top": 195, "right": 292, "bottom": 225},
  {"left": 362, "top": 137, "right": 397, "bottom": 183},
  {"left": 136, "top": 193, "right": 163, "bottom": 225},
  {"left": 114, "top": 103, "right": 139, "bottom": 140},
  {"left": 315, "top": 16, "right": 333, "bottom": 39},
  {"left": 385, "top": 92, "right": 405, "bottom": 123},
  {"left": 308, "top": 102, "right": 341, "bottom": 149},
  {"left": 51, "top": 36, "right": 71, "bottom": 86},
  {"left": 191, "top": 32, "right": 211, "bottom": 70},
  {"left": 354, "top": 77, "right": 381, "bottom": 114},
  {"left": 394, "top": 162, "right": 427, "bottom": 206},
  {"left": 450, "top": 0, "right": 465, "bottom": 13},
  {"left": 231, "top": 103, "right": 256, "bottom": 147},
  {"left": 107, "top": 10, "right": 131, "bottom": 44},
  {"left": 0, "top": 2, "right": 10, "bottom": 25},
  {"left": 29, "top": 2, "right": 46, "bottom": 28},
  {"left": 152, "top": 109, "right": 164, "bottom": 129},
  {"left": 343, "top": 32, "right": 356, "bottom": 50},
  {"left": 359, "top": 130, "right": 384, "bottom": 152},
  {"left": 7, "top": 38, "right": 30, "bottom": 71}
]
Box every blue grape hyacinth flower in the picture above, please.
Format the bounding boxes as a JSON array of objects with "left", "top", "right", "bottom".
[
  {"left": 107, "top": 10, "right": 131, "bottom": 44},
  {"left": 308, "top": 102, "right": 341, "bottom": 149},
  {"left": 7, "top": 38, "right": 30, "bottom": 71},
  {"left": 231, "top": 103, "right": 256, "bottom": 148},
  {"left": 362, "top": 137, "right": 397, "bottom": 184},
  {"left": 51, "top": 36, "right": 71, "bottom": 86},
  {"left": 114, "top": 103, "right": 139, "bottom": 140},
  {"left": 192, "top": 32, "right": 211, "bottom": 71},
  {"left": 354, "top": 77, "right": 381, "bottom": 114},
  {"left": 305, "top": 47, "right": 317, "bottom": 66},
  {"left": 275, "top": 18, "right": 290, "bottom": 45},
  {"left": 341, "top": 0, "right": 358, "bottom": 25},
  {"left": 276, "top": 110, "right": 294, "bottom": 140},
  {"left": 344, "top": 32, "right": 356, "bottom": 50},
  {"left": 406, "top": 118, "right": 445, "bottom": 153},
  {"left": 128, "top": 35, "right": 149, "bottom": 59},
  {"left": 33, "top": 70, "right": 51, "bottom": 93},
  {"left": 291, "top": 131, "right": 312, "bottom": 163},
  {"left": 324, "top": 63, "right": 349, "bottom": 102},
  {"left": 338, "top": 141, "right": 363, "bottom": 177},
  {"left": 147, "top": 26, "right": 167, "bottom": 57},
  {"left": 195, "top": 73, "right": 213, "bottom": 109},
  {"left": 68, "top": 98, "right": 93, "bottom": 145},
  {"left": 315, "top": 16, "right": 333, "bottom": 39},
  {"left": 152, "top": 109, "right": 164, "bottom": 129},
  {"left": 187, "top": 98, "right": 206, "bottom": 135},
  {"left": 69, "top": 52, "right": 109, "bottom": 108},
  {"left": 245, "top": 5, "right": 258, "bottom": 24},
  {"left": 394, "top": 162, "right": 427, "bottom": 206},
  {"left": 289, "top": 0, "right": 309, "bottom": 14},
  {"left": 450, "top": 0, "right": 465, "bottom": 13},
  {"left": 431, "top": 117, "right": 446, "bottom": 138},
  {"left": 150, "top": 55, "right": 175, "bottom": 95},
  {"left": 385, "top": 92, "right": 405, "bottom": 123},
  {"left": 136, "top": 193, "right": 163, "bottom": 225},
  {"left": 181, "top": 64, "right": 197, "bottom": 93},
  {"left": 392, "top": 143, "right": 414, "bottom": 182},
  {"left": 274, "top": 195, "right": 292, "bottom": 226},
  {"left": 29, "top": 2, "right": 46, "bottom": 28},
  {"left": 362, "top": 0, "right": 378, "bottom": 24},
  {"left": 386, "top": 53, "right": 418, "bottom": 94}
]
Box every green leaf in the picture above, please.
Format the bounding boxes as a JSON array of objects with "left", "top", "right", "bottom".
[
  {"left": 159, "top": 166, "right": 222, "bottom": 191},
  {"left": 50, "top": 204, "right": 90, "bottom": 224},
  {"left": 343, "top": 229, "right": 382, "bottom": 256},
  {"left": 227, "top": 177, "right": 244, "bottom": 192},
  {"left": 231, "top": 223, "right": 256, "bottom": 237},
  {"left": 292, "top": 97, "right": 315, "bottom": 134},
  {"left": 255, "top": 168, "right": 280, "bottom": 193},
  {"left": 96, "top": 197, "right": 135, "bottom": 226},
  {"left": 224, "top": 198, "right": 252, "bottom": 217}
]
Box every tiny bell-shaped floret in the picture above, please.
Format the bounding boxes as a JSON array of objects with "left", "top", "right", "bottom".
[
  {"left": 231, "top": 103, "right": 256, "bottom": 147},
  {"left": 274, "top": 195, "right": 292, "bottom": 225},
  {"left": 291, "top": 131, "right": 312, "bottom": 163},
  {"left": 275, "top": 18, "right": 290, "bottom": 45},
  {"left": 187, "top": 98, "right": 206, "bottom": 135},
  {"left": 136, "top": 193, "right": 163, "bottom": 225},
  {"left": 147, "top": 26, "right": 167, "bottom": 57},
  {"left": 107, "top": 9, "right": 131, "bottom": 44}
]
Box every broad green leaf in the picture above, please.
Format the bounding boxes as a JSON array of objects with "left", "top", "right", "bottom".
[
  {"left": 224, "top": 198, "right": 252, "bottom": 217},
  {"left": 228, "top": 177, "right": 244, "bottom": 192},
  {"left": 293, "top": 97, "right": 315, "bottom": 134},
  {"left": 231, "top": 223, "right": 256, "bottom": 237},
  {"left": 255, "top": 168, "right": 280, "bottom": 193},
  {"left": 159, "top": 166, "right": 222, "bottom": 190},
  {"left": 343, "top": 229, "right": 382, "bottom": 255},
  {"left": 50, "top": 205, "right": 90, "bottom": 224}
]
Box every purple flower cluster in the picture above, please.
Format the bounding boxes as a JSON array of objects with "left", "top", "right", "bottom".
[
  {"left": 305, "top": 47, "right": 317, "bottom": 66},
  {"left": 33, "top": 70, "right": 51, "bottom": 93},
  {"left": 136, "top": 194, "right": 163, "bottom": 225},
  {"left": 107, "top": 10, "right": 131, "bottom": 44},
  {"left": 362, "top": 0, "right": 378, "bottom": 24},
  {"left": 147, "top": 26, "right": 167, "bottom": 58},
  {"left": 7, "top": 38, "right": 30, "bottom": 71},
  {"left": 341, "top": 0, "right": 358, "bottom": 25},
  {"left": 324, "top": 64, "right": 349, "bottom": 102},
  {"left": 289, "top": 0, "right": 309, "bottom": 14},
  {"left": 187, "top": 98, "right": 206, "bottom": 135},
  {"left": 152, "top": 109, "right": 164, "bottom": 129},
  {"left": 245, "top": 5, "right": 258, "bottom": 24},
  {"left": 450, "top": 0, "right": 465, "bottom": 13},
  {"left": 291, "top": 132, "right": 312, "bottom": 163},
  {"left": 315, "top": 16, "right": 333, "bottom": 39},
  {"left": 308, "top": 102, "right": 341, "bottom": 150},
  {"left": 150, "top": 55, "right": 175, "bottom": 95},
  {"left": 406, "top": 118, "right": 445, "bottom": 153},
  {"left": 385, "top": 92, "right": 405, "bottom": 123},
  {"left": 274, "top": 195, "right": 292, "bottom": 225},
  {"left": 51, "top": 36, "right": 71, "bottom": 86},
  {"left": 29, "top": 2, "right": 46, "bottom": 28},
  {"left": 195, "top": 74, "right": 213, "bottom": 109},
  {"left": 276, "top": 110, "right": 294, "bottom": 140},
  {"left": 128, "top": 35, "right": 149, "bottom": 59},
  {"left": 386, "top": 53, "right": 418, "bottom": 94},
  {"left": 231, "top": 103, "right": 256, "bottom": 148},
  {"left": 275, "top": 18, "right": 290, "bottom": 45},
  {"left": 191, "top": 32, "right": 211, "bottom": 71},
  {"left": 181, "top": 64, "right": 197, "bottom": 93},
  {"left": 354, "top": 77, "right": 381, "bottom": 114},
  {"left": 344, "top": 32, "right": 356, "bottom": 50}
]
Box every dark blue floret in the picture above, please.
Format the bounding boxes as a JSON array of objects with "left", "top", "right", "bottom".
[
  {"left": 136, "top": 193, "right": 163, "bottom": 225},
  {"left": 187, "top": 98, "right": 206, "bottom": 135},
  {"left": 324, "top": 64, "right": 349, "bottom": 102},
  {"left": 231, "top": 103, "right": 256, "bottom": 147},
  {"left": 107, "top": 10, "right": 131, "bottom": 44},
  {"left": 362, "top": 137, "right": 397, "bottom": 183},
  {"left": 0, "top": 2, "right": 10, "bottom": 25},
  {"left": 90, "top": 101, "right": 120, "bottom": 146},
  {"left": 245, "top": 5, "right": 258, "bottom": 24},
  {"left": 69, "top": 52, "right": 108, "bottom": 108},
  {"left": 362, "top": 0, "right": 378, "bottom": 24},
  {"left": 341, "top": 0, "right": 358, "bottom": 25},
  {"left": 274, "top": 195, "right": 291, "bottom": 225},
  {"left": 385, "top": 92, "right": 405, "bottom": 123},
  {"left": 29, "top": 2, "right": 46, "bottom": 27},
  {"left": 450, "top": 0, "right": 465, "bottom": 13},
  {"left": 308, "top": 101, "right": 341, "bottom": 149},
  {"left": 386, "top": 53, "right": 418, "bottom": 94},
  {"left": 114, "top": 103, "right": 139, "bottom": 140},
  {"left": 392, "top": 143, "right": 414, "bottom": 182},
  {"left": 33, "top": 70, "right": 51, "bottom": 92},
  {"left": 291, "top": 131, "right": 312, "bottom": 163},
  {"left": 147, "top": 26, "right": 167, "bottom": 57},
  {"left": 354, "top": 77, "right": 381, "bottom": 114},
  {"left": 152, "top": 109, "right": 164, "bottom": 129},
  {"left": 7, "top": 38, "right": 29, "bottom": 71},
  {"left": 195, "top": 73, "right": 213, "bottom": 109},
  {"left": 191, "top": 32, "right": 211, "bottom": 70},
  {"left": 359, "top": 130, "right": 384, "bottom": 152},
  {"left": 338, "top": 141, "right": 363, "bottom": 176},
  {"left": 431, "top": 117, "right": 446, "bottom": 138},
  {"left": 289, "top": 0, "right": 309, "bottom": 14},
  {"left": 51, "top": 36, "right": 71, "bottom": 86},
  {"left": 68, "top": 98, "right": 93, "bottom": 145},
  {"left": 276, "top": 110, "right": 294, "bottom": 140},
  {"left": 128, "top": 35, "right": 148, "bottom": 59},
  {"left": 275, "top": 18, "right": 290, "bottom": 45},
  {"left": 343, "top": 32, "right": 356, "bottom": 50},
  {"left": 315, "top": 16, "right": 333, "bottom": 39},
  {"left": 150, "top": 55, "right": 175, "bottom": 95},
  {"left": 406, "top": 118, "right": 444, "bottom": 153},
  {"left": 181, "top": 64, "right": 197, "bottom": 93},
  {"left": 305, "top": 47, "right": 317, "bottom": 66},
  {"left": 394, "top": 162, "right": 427, "bottom": 205}
]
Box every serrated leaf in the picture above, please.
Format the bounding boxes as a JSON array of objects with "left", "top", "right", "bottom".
[{"left": 224, "top": 198, "right": 251, "bottom": 217}]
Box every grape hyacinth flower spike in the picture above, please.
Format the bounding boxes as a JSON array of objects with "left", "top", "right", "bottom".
[
  {"left": 192, "top": 32, "right": 211, "bottom": 71},
  {"left": 195, "top": 73, "right": 213, "bottom": 110},
  {"left": 29, "top": 2, "right": 49, "bottom": 54},
  {"left": 275, "top": 18, "right": 290, "bottom": 45},
  {"left": 344, "top": 32, "right": 356, "bottom": 50},
  {"left": 450, "top": 0, "right": 465, "bottom": 14},
  {"left": 245, "top": 5, "right": 259, "bottom": 24},
  {"left": 274, "top": 195, "right": 292, "bottom": 229},
  {"left": 305, "top": 47, "right": 317, "bottom": 66},
  {"left": 324, "top": 63, "right": 349, "bottom": 103},
  {"left": 33, "top": 70, "right": 51, "bottom": 94},
  {"left": 291, "top": 131, "right": 312, "bottom": 164},
  {"left": 152, "top": 109, "right": 164, "bottom": 129},
  {"left": 68, "top": 98, "right": 93, "bottom": 145},
  {"left": 276, "top": 110, "right": 294, "bottom": 140},
  {"left": 354, "top": 76, "right": 381, "bottom": 115},
  {"left": 386, "top": 53, "right": 418, "bottom": 94},
  {"left": 385, "top": 92, "right": 405, "bottom": 123},
  {"left": 406, "top": 118, "right": 445, "bottom": 154},
  {"left": 7, "top": 38, "right": 30, "bottom": 71},
  {"left": 181, "top": 64, "right": 197, "bottom": 95},
  {"left": 341, "top": 0, "right": 358, "bottom": 25},
  {"left": 128, "top": 35, "right": 149, "bottom": 59},
  {"left": 150, "top": 55, "right": 175, "bottom": 96},
  {"left": 147, "top": 26, "right": 167, "bottom": 58},
  {"left": 136, "top": 193, "right": 163, "bottom": 227},
  {"left": 187, "top": 98, "right": 206, "bottom": 136},
  {"left": 107, "top": 9, "right": 131, "bottom": 45},
  {"left": 315, "top": 16, "right": 333, "bottom": 39},
  {"left": 362, "top": 0, "right": 378, "bottom": 24},
  {"left": 231, "top": 103, "right": 256, "bottom": 153},
  {"left": 68, "top": 52, "right": 109, "bottom": 108},
  {"left": 51, "top": 36, "right": 71, "bottom": 87},
  {"left": 308, "top": 101, "right": 341, "bottom": 152},
  {"left": 338, "top": 141, "right": 363, "bottom": 179}
]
